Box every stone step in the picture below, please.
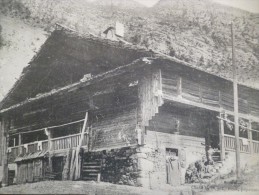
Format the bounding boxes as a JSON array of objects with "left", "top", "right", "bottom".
[
  {"left": 83, "top": 165, "right": 101, "bottom": 169},
  {"left": 82, "top": 169, "right": 100, "bottom": 172},
  {"left": 82, "top": 176, "right": 97, "bottom": 181},
  {"left": 83, "top": 162, "right": 101, "bottom": 166}
]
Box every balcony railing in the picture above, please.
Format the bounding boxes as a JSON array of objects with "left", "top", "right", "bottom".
[
  {"left": 8, "top": 132, "right": 88, "bottom": 162},
  {"left": 52, "top": 133, "right": 88, "bottom": 151},
  {"left": 223, "top": 134, "right": 259, "bottom": 154},
  {"left": 253, "top": 140, "right": 259, "bottom": 153}
]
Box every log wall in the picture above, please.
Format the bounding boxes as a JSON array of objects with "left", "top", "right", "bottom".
[
  {"left": 5, "top": 71, "right": 140, "bottom": 151},
  {"left": 161, "top": 67, "right": 259, "bottom": 117},
  {"left": 91, "top": 105, "right": 138, "bottom": 151},
  {"left": 147, "top": 104, "right": 219, "bottom": 138}
]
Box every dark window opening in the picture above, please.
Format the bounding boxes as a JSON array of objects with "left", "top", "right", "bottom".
[
  {"left": 22, "top": 130, "right": 48, "bottom": 144},
  {"left": 252, "top": 122, "right": 259, "bottom": 141},
  {"left": 52, "top": 157, "right": 64, "bottom": 180},
  {"left": 166, "top": 148, "right": 178, "bottom": 156},
  {"left": 8, "top": 134, "right": 19, "bottom": 147},
  {"left": 51, "top": 122, "right": 82, "bottom": 138}
]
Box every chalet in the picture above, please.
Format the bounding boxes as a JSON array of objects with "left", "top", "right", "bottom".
[{"left": 0, "top": 25, "right": 259, "bottom": 188}]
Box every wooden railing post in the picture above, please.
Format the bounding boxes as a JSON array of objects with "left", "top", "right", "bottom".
[
  {"left": 219, "top": 112, "right": 225, "bottom": 161},
  {"left": 46, "top": 128, "right": 53, "bottom": 172},
  {"left": 248, "top": 119, "right": 253, "bottom": 154},
  {"left": 18, "top": 133, "right": 22, "bottom": 155}
]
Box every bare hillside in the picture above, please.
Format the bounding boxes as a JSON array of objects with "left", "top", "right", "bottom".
[{"left": 0, "top": 0, "right": 258, "bottom": 89}]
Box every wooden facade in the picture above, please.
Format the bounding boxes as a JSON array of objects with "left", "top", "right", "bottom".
[{"left": 1, "top": 27, "right": 259, "bottom": 187}]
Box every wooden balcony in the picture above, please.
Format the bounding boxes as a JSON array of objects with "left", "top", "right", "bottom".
[
  {"left": 8, "top": 132, "right": 88, "bottom": 163},
  {"left": 224, "top": 134, "right": 259, "bottom": 154},
  {"left": 52, "top": 133, "right": 88, "bottom": 151}
]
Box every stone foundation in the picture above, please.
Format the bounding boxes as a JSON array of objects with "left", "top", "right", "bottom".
[{"left": 84, "top": 147, "right": 141, "bottom": 186}]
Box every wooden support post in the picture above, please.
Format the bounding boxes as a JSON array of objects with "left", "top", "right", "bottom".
[
  {"left": 1, "top": 118, "right": 9, "bottom": 187},
  {"left": 177, "top": 77, "right": 182, "bottom": 98},
  {"left": 231, "top": 23, "right": 241, "bottom": 180},
  {"left": 219, "top": 112, "right": 225, "bottom": 161},
  {"left": 18, "top": 133, "right": 22, "bottom": 155},
  {"left": 248, "top": 119, "right": 253, "bottom": 154},
  {"left": 72, "top": 112, "right": 88, "bottom": 180},
  {"left": 46, "top": 128, "right": 53, "bottom": 172}
]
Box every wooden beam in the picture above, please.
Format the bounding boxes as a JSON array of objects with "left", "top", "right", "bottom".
[
  {"left": 18, "top": 133, "right": 22, "bottom": 155},
  {"left": 163, "top": 95, "right": 259, "bottom": 123},
  {"left": 248, "top": 119, "right": 253, "bottom": 154},
  {"left": 219, "top": 112, "right": 225, "bottom": 161},
  {"left": 231, "top": 23, "right": 241, "bottom": 180},
  {"left": 1, "top": 118, "right": 8, "bottom": 186},
  {"left": 72, "top": 112, "right": 88, "bottom": 180},
  {"left": 46, "top": 128, "right": 53, "bottom": 172}
]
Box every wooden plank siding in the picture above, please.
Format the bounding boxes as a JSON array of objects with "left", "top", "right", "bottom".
[
  {"left": 161, "top": 68, "right": 259, "bottom": 118},
  {"left": 147, "top": 104, "right": 219, "bottom": 138},
  {"left": 5, "top": 71, "right": 141, "bottom": 152},
  {"left": 91, "top": 105, "right": 138, "bottom": 151},
  {"left": 138, "top": 67, "right": 164, "bottom": 128},
  {"left": 16, "top": 159, "right": 45, "bottom": 184}
]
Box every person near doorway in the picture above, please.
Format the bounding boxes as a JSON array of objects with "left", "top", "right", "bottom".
[{"left": 166, "top": 150, "right": 181, "bottom": 186}]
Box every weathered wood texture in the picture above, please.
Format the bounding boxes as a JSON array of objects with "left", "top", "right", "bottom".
[
  {"left": 16, "top": 159, "right": 45, "bottom": 184},
  {"left": 1, "top": 118, "right": 8, "bottom": 186},
  {"left": 6, "top": 72, "right": 139, "bottom": 134},
  {"left": 91, "top": 105, "right": 138, "bottom": 151},
  {"left": 4, "top": 71, "right": 140, "bottom": 151},
  {"left": 147, "top": 104, "right": 219, "bottom": 138},
  {"left": 1, "top": 30, "right": 149, "bottom": 109},
  {"left": 161, "top": 67, "right": 259, "bottom": 117},
  {"left": 138, "top": 68, "right": 163, "bottom": 128}
]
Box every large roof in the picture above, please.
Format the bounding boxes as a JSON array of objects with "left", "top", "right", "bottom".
[
  {"left": 0, "top": 26, "right": 151, "bottom": 110},
  {"left": 1, "top": 25, "right": 259, "bottom": 112}
]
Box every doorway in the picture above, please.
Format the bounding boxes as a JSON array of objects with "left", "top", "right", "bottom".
[{"left": 166, "top": 148, "right": 181, "bottom": 186}]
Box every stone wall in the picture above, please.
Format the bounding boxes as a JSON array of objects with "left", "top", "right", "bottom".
[
  {"left": 84, "top": 147, "right": 141, "bottom": 187},
  {"left": 83, "top": 131, "right": 207, "bottom": 189},
  {"left": 140, "top": 130, "right": 206, "bottom": 189}
]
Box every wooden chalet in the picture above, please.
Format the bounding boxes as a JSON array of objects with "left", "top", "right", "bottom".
[{"left": 0, "top": 25, "right": 259, "bottom": 188}]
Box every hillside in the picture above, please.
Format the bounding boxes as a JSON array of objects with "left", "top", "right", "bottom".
[
  {"left": 0, "top": 14, "right": 46, "bottom": 100},
  {"left": 0, "top": 0, "right": 258, "bottom": 101}
]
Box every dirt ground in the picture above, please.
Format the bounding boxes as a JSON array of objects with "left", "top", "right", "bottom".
[
  {"left": 1, "top": 164, "right": 259, "bottom": 195},
  {"left": 0, "top": 181, "right": 192, "bottom": 195}
]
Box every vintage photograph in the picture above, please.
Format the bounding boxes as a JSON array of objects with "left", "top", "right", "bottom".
[{"left": 0, "top": 0, "right": 259, "bottom": 194}]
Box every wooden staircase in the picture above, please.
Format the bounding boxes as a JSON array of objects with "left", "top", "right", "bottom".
[{"left": 82, "top": 159, "right": 101, "bottom": 181}]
